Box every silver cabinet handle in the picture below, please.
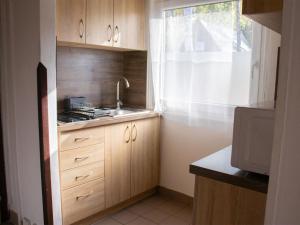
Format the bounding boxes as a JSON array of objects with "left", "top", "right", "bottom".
[
  {"left": 114, "top": 25, "right": 120, "bottom": 43},
  {"left": 76, "top": 191, "right": 93, "bottom": 201},
  {"left": 124, "top": 125, "right": 131, "bottom": 143},
  {"left": 74, "top": 156, "right": 89, "bottom": 162},
  {"left": 107, "top": 25, "right": 113, "bottom": 42},
  {"left": 74, "top": 137, "right": 90, "bottom": 142},
  {"left": 132, "top": 124, "right": 137, "bottom": 142},
  {"left": 75, "top": 174, "right": 90, "bottom": 181},
  {"left": 79, "top": 19, "right": 84, "bottom": 39}
]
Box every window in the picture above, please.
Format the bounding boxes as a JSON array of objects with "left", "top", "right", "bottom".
[{"left": 149, "top": 0, "right": 279, "bottom": 123}]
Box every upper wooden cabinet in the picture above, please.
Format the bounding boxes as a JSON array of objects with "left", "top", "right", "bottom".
[
  {"left": 57, "top": 0, "right": 86, "bottom": 43},
  {"left": 114, "top": 0, "right": 146, "bottom": 50},
  {"left": 86, "top": 0, "right": 114, "bottom": 46},
  {"left": 242, "top": 0, "right": 283, "bottom": 33},
  {"left": 56, "top": 0, "right": 146, "bottom": 50}
]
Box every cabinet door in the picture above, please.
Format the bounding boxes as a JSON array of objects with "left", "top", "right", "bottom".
[
  {"left": 113, "top": 0, "right": 146, "bottom": 50},
  {"left": 86, "top": 0, "right": 114, "bottom": 46},
  {"left": 57, "top": 0, "right": 86, "bottom": 43},
  {"left": 105, "top": 122, "right": 132, "bottom": 208},
  {"left": 131, "top": 117, "right": 160, "bottom": 196}
]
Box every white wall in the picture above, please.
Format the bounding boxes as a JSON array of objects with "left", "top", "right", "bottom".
[
  {"left": 159, "top": 116, "right": 233, "bottom": 196},
  {"left": 265, "top": 1, "right": 300, "bottom": 224},
  {"left": 0, "top": 0, "right": 44, "bottom": 224},
  {"left": 0, "top": 0, "right": 57, "bottom": 224}
]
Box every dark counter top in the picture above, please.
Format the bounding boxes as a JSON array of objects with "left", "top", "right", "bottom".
[{"left": 190, "top": 146, "right": 269, "bottom": 193}]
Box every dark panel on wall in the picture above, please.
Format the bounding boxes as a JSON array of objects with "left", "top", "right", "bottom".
[
  {"left": 124, "top": 51, "right": 147, "bottom": 108},
  {"left": 57, "top": 47, "right": 124, "bottom": 110},
  {"left": 57, "top": 47, "right": 147, "bottom": 111},
  {"left": 37, "top": 63, "right": 53, "bottom": 225}
]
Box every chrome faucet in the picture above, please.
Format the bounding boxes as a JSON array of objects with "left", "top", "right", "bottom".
[{"left": 116, "top": 76, "right": 130, "bottom": 110}]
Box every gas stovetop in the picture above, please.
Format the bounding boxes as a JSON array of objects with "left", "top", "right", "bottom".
[{"left": 58, "top": 107, "right": 112, "bottom": 123}]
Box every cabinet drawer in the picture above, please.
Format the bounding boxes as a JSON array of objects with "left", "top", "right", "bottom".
[
  {"left": 60, "top": 127, "right": 104, "bottom": 151},
  {"left": 61, "top": 162, "right": 104, "bottom": 190},
  {"left": 62, "top": 178, "right": 105, "bottom": 225},
  {"left": 60, "top": 144, "right": 104, "bottom": 171}
]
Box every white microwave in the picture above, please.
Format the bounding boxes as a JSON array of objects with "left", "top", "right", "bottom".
[{"left": 231, "top": 104, "right": 275, "bottom": 175}]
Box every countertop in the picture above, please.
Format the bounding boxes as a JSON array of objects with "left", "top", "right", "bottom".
[
  {"left": 57, "top": 111, "right": 160, "bottom": 132},
  {"left": 190, "top": 146, "right": 269, "bottom": 193}
]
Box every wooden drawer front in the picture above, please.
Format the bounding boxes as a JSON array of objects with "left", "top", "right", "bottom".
[
  {"left": 62, "top": 178, "right": 105, "bottom": 225},
  {"left": 60, "top": 127, "right": 104, "bottom": 151},
  {"left": 61, "top": 162, "right": 104, "bottom": 190},
  {"left": 60, "top": 144, "right": 104, "bottom": 171}
]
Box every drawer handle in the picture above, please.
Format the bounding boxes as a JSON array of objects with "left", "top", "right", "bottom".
[
  {"left": 75, "top": 174, "right": 90, "bottom": 181},
  {"left": 76, "top": 191, "right": 93, "bottom": 201},
  {"left": 74, "top": 156, "right": 89, "bottom": 162},
  {"left": 74, "top": 137, "right": 90, "bottom": 142}
]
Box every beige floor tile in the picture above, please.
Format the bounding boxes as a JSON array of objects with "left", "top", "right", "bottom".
[
  {"left": 142, "top": 208, "right": 171, "bottom": 223},
  {"left": 92, "top": 218, "right": 122, "bottom": 225},
  {"left": 126, "top": 217, "right": 157, "bottom": 225},
  {"left": 127, "top": 202, "right": 153, "bottom": 216},
  {"left": 174, "top": 206, "right": 193, "bottom": 223},
  {"left": 141, "top": 195, "right": 169, "bottom": 208},
  {"left": 159, "top": 216, "right": 191, "bottom": 225},
  {"left": 157, "top": 200, "right": 187, "bottom": 215},
  {"left": 111, "top": 209, "right": 139, "bottom": 224}
]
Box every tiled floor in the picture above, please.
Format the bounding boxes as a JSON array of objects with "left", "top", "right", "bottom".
[{"left": 92, "top": 194, "right": 193, "bottom": 225}]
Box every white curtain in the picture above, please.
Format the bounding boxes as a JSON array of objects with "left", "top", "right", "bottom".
[{"left": 148, "top": 0, "right": 262, "bottom": 124}]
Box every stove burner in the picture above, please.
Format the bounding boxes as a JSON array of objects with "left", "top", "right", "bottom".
[{"left": 58, "top": 107, "right": 112, "bottom": 123}]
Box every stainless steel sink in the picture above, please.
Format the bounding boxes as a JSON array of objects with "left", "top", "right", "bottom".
[{"left": 97, "top": 108, "right": 150, "bottom": 117}]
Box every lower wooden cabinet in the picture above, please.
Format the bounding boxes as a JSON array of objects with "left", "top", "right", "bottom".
[
  {"left": 61, "top": 178, "right": 105, "bottom": 225},
  {"left": 131, "top": 118, "right": 160, "bottom": 196},
  {"left": 58, "top": 116, "right": 160, "bottom": 225},
  {"left": 104, "top": 122, "right": 132, "bottom": 208},
  {"left": 60, "top": 161, "right": 104, "bottom": 190},
  {"left": 105, "top": 117, "right": 160, "bottom": 208},
  {"left": 193, "top": 176, "right": 267, "bottom": 225}
]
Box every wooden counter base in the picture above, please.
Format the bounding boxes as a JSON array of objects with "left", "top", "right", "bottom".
[
  {"left": 193, "top": 176, "right": 266, "bottom": 225},
  {"left": 58, "top": 115, "right": 160, "bottom": 224}
]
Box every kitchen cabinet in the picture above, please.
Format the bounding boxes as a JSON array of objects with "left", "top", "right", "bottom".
[
  {"left": 190, "top": 147, "right": 268, "bottom": 225},
  {"left": 86, "top": 0, "right": 114, "bottom": 46},
  {"left": 56, "top": 0, "right": 146, "bottom": 50},
  {"left": 104, "top": 122, "right": 132, "bottom": 208},
  {"left": 131, "top": 118, "right": 160, "bottom": 196},
  {"left": 59, "top": 126, "right": 105, "bottom": 225},
  {"left": 58, "top": 116, "right": 160, "bottom": 224},
  {"left": 105, "top": 117, "right": 160, "bottom": 208},
  {"left": 242, "top": 0, "right": 283, "bottom": 33},
  {"left": 193, "top": 176, "right": 266, "bottom": 225},
  {"left": 113, "top": 0, "right": 146, "bottom": 50},
  {"left": 56, "top": 0, "right": 86, "bottom": 43}
]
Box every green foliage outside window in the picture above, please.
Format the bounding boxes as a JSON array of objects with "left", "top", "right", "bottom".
[{"left": 165, "top": 0, "right": 253, "bottom": 51}]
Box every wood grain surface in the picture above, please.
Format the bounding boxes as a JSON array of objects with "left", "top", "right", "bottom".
[
  {"left": 57, "top": 47, "right": 147, "bottom": 111},
  {"left": 193, "top": 176, "right": 266, "bottom": 225},
  {"left": 124, "top": 51, "right": 147, "bottom": 108}
]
